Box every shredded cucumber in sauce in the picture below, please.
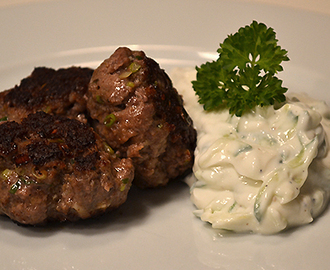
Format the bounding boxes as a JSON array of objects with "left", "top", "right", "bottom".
[{"left": 172, "top": 68, "right": 330, "bottom": 234}]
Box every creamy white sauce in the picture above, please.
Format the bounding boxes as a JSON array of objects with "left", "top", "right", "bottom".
[{"left": 171, "top": 67, "right": 330, "bottom": 234}]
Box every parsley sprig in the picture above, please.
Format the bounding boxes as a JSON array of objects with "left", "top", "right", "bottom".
[{"left": 192, "top": 21, "right": 289, "bottom": 117}]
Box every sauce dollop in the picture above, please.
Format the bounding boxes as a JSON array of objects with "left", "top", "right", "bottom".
[{"left": 172, "top": 67, "right": 330, "bottom": 234}]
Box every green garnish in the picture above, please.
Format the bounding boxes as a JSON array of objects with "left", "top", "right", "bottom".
[
  {"left": 1, "top": 169, "right": 14, "bottom": 179},
  {"left": 192, "top": 21, "right": 289, "bottom": 117},
  {"left": 234, "top": 144, "right": 252, "bottom": 157},
  {"left": 120, "top": 178, "right": 129, "bottom": 192},
  {"left": 126, "top": 81, "right": 135, "bottom": 88},
  {"left": 254, "top": 173, "right": 278, "bottom": 222},
  {"left": 129, "top": 62, "right": 141, "bottom": 73},
  {"left": 119, "top": 62, "right": 141, "bottom": 79},
  {"left": 9, "top": 180, "right": 21, "bottom": 194},
  {"left": 121, "top": 178, "right": 129, "bottom": 185},
  {"left": 0, "top": 116, "right": 8, "bottom": 122},
  {"left": 96, "top": 95, "right": 104, "bottom": 104},
  {"left": 103, "top": 113, "right": 116, "bottom": 127},
  {"left": 9, "top": 177, "right": 33, "bottom": 194},
  {"left": 228, "top": 201, "right": 237, "bottom": 213},
  {"left": 2, "top": 169, "right": 37, "bottom": 194},
  {"left": 103, "top": 142, "right": 115, "bottom": 155}
]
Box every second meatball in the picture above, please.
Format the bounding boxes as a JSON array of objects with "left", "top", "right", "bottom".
[{"left": 87, "top": 47, "right": 196, "bottom": 188}]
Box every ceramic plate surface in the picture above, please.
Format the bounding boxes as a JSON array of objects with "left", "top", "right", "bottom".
[{"left": 0, "top": 1, "right": 329, "bottom": 269}]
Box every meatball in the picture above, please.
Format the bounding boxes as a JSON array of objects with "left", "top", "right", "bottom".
[
  {"left": 0, "top": 66, "right": 93, "bottom": 123},
  {"left": 87, "top": 47, "right": 196, "bottom": 188},
  {"left": 0, "top": 111, "right": 134, "bottom": 225}
]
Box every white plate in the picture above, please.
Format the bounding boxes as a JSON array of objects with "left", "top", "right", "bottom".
[{"left": 0, "top": 1, "right": 330, "bottom": 269}]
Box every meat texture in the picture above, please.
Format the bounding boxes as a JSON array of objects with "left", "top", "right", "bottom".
[
  {"left": 0, "top": 111, "right": 134, "bottom": 225},
  {"left": 0, "top": 66, "right": 93, "bottom": 123},
  {"left": 87, "top": 47, "right": 196, "bottom": 188}
]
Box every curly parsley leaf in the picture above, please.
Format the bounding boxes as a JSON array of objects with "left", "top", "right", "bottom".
[{"left": 192, "top": 21, "right": 289, "bottom": 117}]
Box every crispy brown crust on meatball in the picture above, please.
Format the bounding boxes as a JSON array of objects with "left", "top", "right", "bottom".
[
  {"left": 0, "top": 67, "right": 93, "bottom": 122},
  {"left": 87, "top": 47, "right": 196, "bottom": 188},
  {"left": 0, "top": 111, "right": 134, "bottom": 225}
]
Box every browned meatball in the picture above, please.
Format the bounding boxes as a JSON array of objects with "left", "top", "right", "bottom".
[
  {"left": 0, "top": 66, "right": 93, "bottom": 123},
  {"left": 87, "top": 47, "right": 196, "bottom": 188},
  {"left": 0, "top": 111, "right": 134, "bottom": 225}
]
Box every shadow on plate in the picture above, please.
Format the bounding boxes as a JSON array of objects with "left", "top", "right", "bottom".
[{"left": 0, "top": 179, "right": 190, "bottom": 237}]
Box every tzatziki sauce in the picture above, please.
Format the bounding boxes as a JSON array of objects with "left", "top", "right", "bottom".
[{"left": 171, "top": 67, "right": 330, "bottom": 234}]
